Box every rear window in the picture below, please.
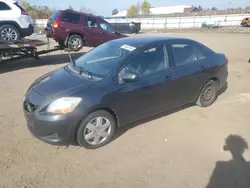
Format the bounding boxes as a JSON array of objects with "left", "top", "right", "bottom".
[
  {"left": 61, "top": 12, "right": 81, "bottom": 24},
  {"left": 50, "top": 10, "right": 61, "bottom": 20},
  {"left": 0, "top": 2, "right": 11, "bottom": 10},
  {"left": 14, "top": 2, "right": 26, "bottom": 12}
]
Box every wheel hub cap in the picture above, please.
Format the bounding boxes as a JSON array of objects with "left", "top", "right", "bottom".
[
  {"left": 84, "top": 117, "right": 111, "bottom": 145},
  {"left": 203, "top": 85, "right": 213, "bottom": 102},
  {"left": 72, "top": 38, "right": 81, "bottom": 48}
]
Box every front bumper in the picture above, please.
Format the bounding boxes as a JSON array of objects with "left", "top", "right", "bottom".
[
  {"left": 24, "top": 112, "right": 80, "bottom": 145},
  {"left": 23, "top": 89, "right": 83, "bottom": 145}
]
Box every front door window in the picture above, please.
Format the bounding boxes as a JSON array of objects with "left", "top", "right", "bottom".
[{"left": 100, "top": 22, "right": 115, "bottom": 33}]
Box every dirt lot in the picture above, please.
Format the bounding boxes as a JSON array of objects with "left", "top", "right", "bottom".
[{"left": 0, "top": 32, "right": 250, "bottom": 188}]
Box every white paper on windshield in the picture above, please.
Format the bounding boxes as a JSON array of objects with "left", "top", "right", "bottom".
[{"left": 121, "top": 44, "right": 136, "bottom": 51}]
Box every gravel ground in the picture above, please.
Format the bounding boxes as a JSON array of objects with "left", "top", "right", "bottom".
[{"left": 0, "top": 32, "right": 250, "bottom": 188}]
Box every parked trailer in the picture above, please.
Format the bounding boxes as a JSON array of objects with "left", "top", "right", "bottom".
[{"left": 0, "top": 40, "right": 63, "bottom": 64}]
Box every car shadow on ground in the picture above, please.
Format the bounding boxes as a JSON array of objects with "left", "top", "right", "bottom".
[
  {"left": 0, "top": 51, "right": 85, "bottom": 74},
  {"left": 111, "top": 104, "right": 192, "bottom": 143},
  {"left": 111, "top": 83, "right": 228, "bottom": 144},
  {"left": 206, "top": 135, "right": 250, "bottom": 188}
]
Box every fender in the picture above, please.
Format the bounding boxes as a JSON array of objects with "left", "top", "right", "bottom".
[{"left": 0, "top": 20, "right": 21, "bottom": 30}]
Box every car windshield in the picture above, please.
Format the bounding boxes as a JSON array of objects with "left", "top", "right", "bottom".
[{"left": 74, "top": 42, "right": 134, "bottom": 77}]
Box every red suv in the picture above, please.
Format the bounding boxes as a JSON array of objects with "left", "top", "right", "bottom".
[{"left": 45, "top": 10, "right": 127, "bottom": 50}]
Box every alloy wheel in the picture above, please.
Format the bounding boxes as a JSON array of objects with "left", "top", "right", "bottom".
[{"left": 1, "top": 28, "right": 18, "bottom": 41}]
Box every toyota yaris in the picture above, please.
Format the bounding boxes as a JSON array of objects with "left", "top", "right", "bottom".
[{"left": 23, "top": 36, "right": 228, "bottom": 149}]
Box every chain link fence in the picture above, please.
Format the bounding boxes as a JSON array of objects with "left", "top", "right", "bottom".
[
  {"left": 32, "top": 14, "right": 250, "bottom": 34},
  {"left": 106, "top": 14, "right": 250, "bottom": 30}
]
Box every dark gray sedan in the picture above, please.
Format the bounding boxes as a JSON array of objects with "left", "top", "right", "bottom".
[{"left": 23, "top": 36, "right": 228, "bottom": 149}]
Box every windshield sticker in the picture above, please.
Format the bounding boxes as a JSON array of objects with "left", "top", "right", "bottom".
[{"left": 121, "top": 44, "right": 136, "bottom": 51}]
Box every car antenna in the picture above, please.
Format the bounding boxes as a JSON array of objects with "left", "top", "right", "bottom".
[{"left": 64, "top": 48, "right": 74, "bottom": 65}]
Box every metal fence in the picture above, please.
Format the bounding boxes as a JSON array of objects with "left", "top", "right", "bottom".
[
  {"left": 105, "top": 14, "right": 250, "bottom": 30},
  {"left": 32, "top": 14, "right": 250, "bottom": 32}
]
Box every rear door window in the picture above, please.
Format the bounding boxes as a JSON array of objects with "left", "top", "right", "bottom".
[
  {"left": 193, "top": 44, "right": 207, "bottom": 61},
  {"left": 0, "top": 2, "right": 11, "bottom": 10},
  {"left": 61, "top": 12, "right": 81, "bottom": 24},
  {"left": 171, "top": 43, "right": 198, "bottom": 66}
]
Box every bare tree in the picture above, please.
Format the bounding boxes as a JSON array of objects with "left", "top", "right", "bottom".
[
  {"left": 198, "top": 5, "right": 203, "bottom": 11},
  {"left": 79, "top": 6, "right": 94, "bottom": 14},
  {"left": 112, "top": 8, "right": 118, "bottom": 15},
  {"left": 67, "top": 5, "right": 74, "bottom": 11},
  {"left": 141, "top": 0, "right": 151, "bottom": 15},
  {"left": 126, "top": 5, "right": 139, "bottom": 17},
  {"left": 211, "top": 7, "right": 218, "bottom": 11}
]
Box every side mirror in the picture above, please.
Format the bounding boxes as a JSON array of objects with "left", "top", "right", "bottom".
[{"left": 122, "top": 71, "right": 138, "bottom": 83}]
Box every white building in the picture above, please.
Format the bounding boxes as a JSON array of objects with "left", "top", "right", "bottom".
[{"left": 112, "top": 5, "right": 195, "bottom": 17}]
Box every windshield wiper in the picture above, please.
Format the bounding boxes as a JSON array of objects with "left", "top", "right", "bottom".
[
  {"left": 79, "top": 67, "right": 93, "bottom": 80},
  {"left": 71, "top": 61, "right": 93, "bottom": 79}
]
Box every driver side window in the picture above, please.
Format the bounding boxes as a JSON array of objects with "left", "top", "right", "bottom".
[
  {"left": 119, "top": 44, "right": 168, "bottom": 83},
  {"left": 100, "top": 22, "right": 115, "bottom": 33}
]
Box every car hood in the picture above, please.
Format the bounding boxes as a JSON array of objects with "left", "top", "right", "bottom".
[
  {"left": 30, "top": 67, "right": 95, "bottom": 98},
  {"left": 119, "top": 33, "right": 128, "bottom": 38}
]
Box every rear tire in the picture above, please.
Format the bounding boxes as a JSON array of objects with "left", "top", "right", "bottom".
[
  {"left": 77, "top": 110, "right": 116, "bottom": 149},
  {"left": 0, "top": 25, "right": 20, "bottom": 41},
  {"left": 242, "top": 22, "right": 248, "bottom": 27},
  {"left": 196, "top": 80, "right": 218, "bottom": 107},
  {"left": 67, "top": 34, "right": 83, "bottom": 51}
]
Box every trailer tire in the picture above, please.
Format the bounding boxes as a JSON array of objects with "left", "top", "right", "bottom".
[{"left": 0, "top": 25, "right": 20, "bottom": 41}]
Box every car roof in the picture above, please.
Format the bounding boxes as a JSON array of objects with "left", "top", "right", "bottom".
[
  {"left": 61, "top": 9, "right": 101, "bottom": 19},
  {"left": 111, "top": 36, "right": 192, "bottom": 48}
]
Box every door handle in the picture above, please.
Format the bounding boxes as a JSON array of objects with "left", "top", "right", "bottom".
[{"left": 165, "top": 76, "right": 174, "bottom": 82}]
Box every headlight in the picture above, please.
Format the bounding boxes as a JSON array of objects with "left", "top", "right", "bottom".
[{"left": 47, "top": 97, "right": 82, "bottom": 114}]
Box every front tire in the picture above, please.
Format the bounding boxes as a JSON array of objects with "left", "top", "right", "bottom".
[
  {"left": 67, "top": 34, "right": 83, "bottom": 51},
  {"left": 196, "top": 80, "right": 218, "bottom": 107},
  {"left": 0, "top": 25, "right": 20, "bottom": 41},
  {"left": 58, "top": 41, "right": 65, "bottom": 49},
  {"left": 77, "top": 110, "right": 116, "bottom": 149}
]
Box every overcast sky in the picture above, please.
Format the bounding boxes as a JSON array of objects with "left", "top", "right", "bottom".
[{"left": 27, "top": 0, "right": 250, "bottom": 16}]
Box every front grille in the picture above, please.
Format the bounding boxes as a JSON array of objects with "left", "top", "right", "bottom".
[{"left": 24, "top": 100, "right": 38, "bottom": 113}]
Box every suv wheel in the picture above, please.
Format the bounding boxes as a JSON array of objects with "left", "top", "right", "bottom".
[
  {"left": 0, "top": 25, "right": 20, "bottom": 41},
  {"left": 67, "top": 34, "right": 83, "bottom": 51}
]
